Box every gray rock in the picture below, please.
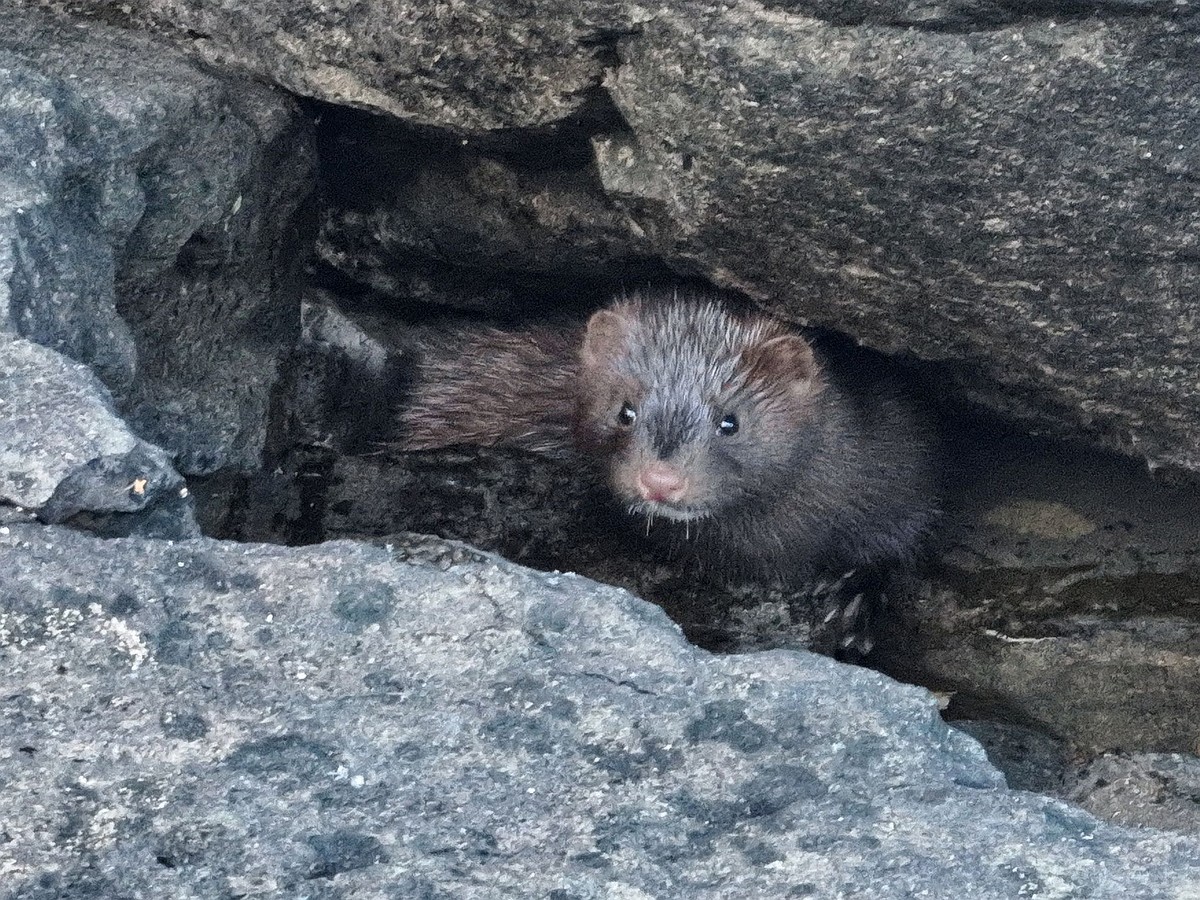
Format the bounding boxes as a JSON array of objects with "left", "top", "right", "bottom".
[
  {"left": 0, "top": 6, "right": 315, "bottom": 474},
  {"left": 1068, "top": 752, "right": 1200, "bottom": 834},
  {"left": 0, "top": 337, "right": 195, "bottom": 538},
  {"left": 53, "top": 0, "right": 1200, "bottom": 473},
  {"left": 2, "top": 521, "right": 1200, "bottom": 897},
  {"left": 50, "top": 0, "right": 632, "bottom": 131},
  {"left": 876, "top": 426, "right": 1200, "bottom": 752}
]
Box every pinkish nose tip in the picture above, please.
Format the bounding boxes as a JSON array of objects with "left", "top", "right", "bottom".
[{"left": 637, "top": 463, "right": 688, "bottom": 504}]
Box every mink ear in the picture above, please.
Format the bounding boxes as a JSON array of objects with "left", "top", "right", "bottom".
[
  {"left": 580, "top": 308, "right": 634, "bottom": 370},
  {"left": 742, "top": 335, "right": 819, "bottom": 394}
]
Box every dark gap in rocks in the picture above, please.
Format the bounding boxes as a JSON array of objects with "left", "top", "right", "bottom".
[
  {"left": 306, "top": 95, "right": 668, "bottom": 316},
  {"left": 174, "top": 233, "right": 215, "bottom": 281},
  {"left": 952, "top": 719, "right": 1072, "bottom": 795},
  {"left": 309, "top": 86, "right": 629, "bottom": 188}
]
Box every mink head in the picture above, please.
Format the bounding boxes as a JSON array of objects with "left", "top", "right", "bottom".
[{"left": 573, "top": 293, "right": 824, "bottom": 523}]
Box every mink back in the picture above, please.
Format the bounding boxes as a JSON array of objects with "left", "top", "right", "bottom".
[{"left": 396, "top": 323, "right": 580, "bottom": 455}]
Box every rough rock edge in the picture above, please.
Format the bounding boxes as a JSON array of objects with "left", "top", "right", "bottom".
[
  {"left": 0, "top": 337, "right": 195, "bottom": 538},
  {"left": 2, "top": 522, "right": 1200, "bottom": 897}
]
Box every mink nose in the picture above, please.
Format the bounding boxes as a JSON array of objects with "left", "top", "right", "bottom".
[{"left": 637, "top": 462, "right": 688, "bottom": 504}]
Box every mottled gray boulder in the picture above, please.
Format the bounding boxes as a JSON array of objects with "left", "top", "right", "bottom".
[
  {"left": 0, "top": 7, "right": 315, "bottom": 474},
  {"left": 3, "top": 520, "right": 1200, "bottom": 898},
  {"left": 0, "top": 337, "right": 195, "bottom": 538}
]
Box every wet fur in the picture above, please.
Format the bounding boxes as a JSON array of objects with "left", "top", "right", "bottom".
[
  {"left": 397, "top": 324, "right": 579, "bottom": 455},
  {"left": 397, "top": 287, "right": 938, "bottom": 581},
  {"left": 576, "top": 291, "right": 938, "bottom": 581}
]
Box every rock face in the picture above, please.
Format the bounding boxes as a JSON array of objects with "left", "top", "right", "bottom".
[
  {"left": 51, "top": 0, "right": 1200, "bottom": 473},
  {"left": 876, "top": 424, "right": 1200, "bottom": 753},
  {"left": 4, "top": 520, "right": 1200, "bottom": 898},
  {"left": 0, "top": 7, "right": 315, "bottom": 475},
  {"left": 4, "top": 1, "right": 1200, "bottom": 890},
  {"left": 56, "top": 0, "right": 633, "bottom": 131},
  {"left": 0, "top": 338, "right": 195, "bottom": 538}
]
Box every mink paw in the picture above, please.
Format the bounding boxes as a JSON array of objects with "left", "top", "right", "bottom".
[{"left": 808, "top": 569, "right": 890, "bottom": 661}]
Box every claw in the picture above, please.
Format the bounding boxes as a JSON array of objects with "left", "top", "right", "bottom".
[{"left": 840, "top": 593, "right": 864, "bottom": 624}]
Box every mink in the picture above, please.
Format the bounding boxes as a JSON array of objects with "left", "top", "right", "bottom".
[
  {"left": 396, "top": 287, "right": 939, "bottom": 589},
  {"left": 573, "top": 291, "right": 939, "bottom": 585}
]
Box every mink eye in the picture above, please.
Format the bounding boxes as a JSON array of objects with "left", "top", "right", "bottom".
[
  {"left": 617, "top": 401, "right": 637, "bottom": 427},
  {"left": 718, "top": 413, "right": 739, "bottom": 436}
]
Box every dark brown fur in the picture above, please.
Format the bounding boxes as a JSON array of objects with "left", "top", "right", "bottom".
[
  {"left": 397, "top": 324, "right": 579, "bottom": 455},
  {"left": 574, "top": 291, "right": 938, "bottom": 581},
  {"left": 397, "top": 288, "right": 938, "bottom": 581}
]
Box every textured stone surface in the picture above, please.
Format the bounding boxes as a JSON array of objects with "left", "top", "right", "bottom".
[
  {"left": 877, "top": 424, "right": 1200, "bottom": 752},
  {"left": 54, "top": 0, "right": 1200, "bottom": 472},
  {"left": 52, "top": 0, "right": 632, "bottom": 131},
  {"left": 1068, "top": 752, "right": 1200, "bottom": 834},
  {"left": 4, "top": 520, "right": 1200, "bottom": 897},
  {"left": 0, "top": 6, "right": 315, "bottom": 474},
  {"left": 0, "top": 337, "right": 195, "bottom": 538}
]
